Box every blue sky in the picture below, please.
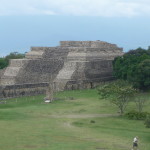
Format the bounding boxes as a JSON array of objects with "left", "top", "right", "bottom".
[{"left": 0, "top": 0, "right": 150, "bottom": 56}]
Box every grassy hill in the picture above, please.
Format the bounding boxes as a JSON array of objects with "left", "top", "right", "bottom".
[{"left": 0, "top": 89, "right": 149, "bottom": 150}]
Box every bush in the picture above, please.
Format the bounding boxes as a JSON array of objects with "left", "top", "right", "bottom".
[
  {"left": 144, "top": 115, "right": 150, "bottom": 128},
  {"left": 72, "top": 121, "right": 84, "bottom": 127},
  {"left": 90, "top": 120, "right": 95, "bottom": 123},
  {"left": 125, "top": 110, "right": 150, "bottom": 120}
]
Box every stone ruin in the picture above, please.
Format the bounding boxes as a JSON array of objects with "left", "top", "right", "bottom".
[{"left": 0, "top": 41, "right": 123, "bottom": 99}]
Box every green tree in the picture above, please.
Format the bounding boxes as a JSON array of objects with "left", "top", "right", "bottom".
[
  {"left": 98, "top": 80, "right": 137, "bottom": 115},
  {"left": 5, "top": 52, "right": 25, "bottom": 64},
  {"left": 0, "top": 52, "right": 25, "bottom": 69},
  {"left": 135, "top": 59, "right": 150, "bottom": 90},
  {"left": 144, "top": 115, "right": 150, "bottom": 128},
  {"left": 133, "top": 92, "right": 148, "bottom": 113},
  {"left": 0, "top": 58, "right": 8, "bottom": 69},
  {"left": 113, "top": 47, "right": 150, "bottom": 90}
]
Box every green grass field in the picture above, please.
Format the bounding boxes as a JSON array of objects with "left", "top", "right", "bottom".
[{"left": 0, "top": 89, "right": 150, "bottom": 150}]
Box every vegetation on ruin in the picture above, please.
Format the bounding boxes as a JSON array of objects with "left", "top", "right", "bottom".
[
  {"left": 113, "top": 47, "right": 150, "bottom": 90},
  {"left": 0, "top": 89, "right": 150, "bottom": 150},
  {"left": 0, "top": 52, "right": 25, "bottom": 69}
]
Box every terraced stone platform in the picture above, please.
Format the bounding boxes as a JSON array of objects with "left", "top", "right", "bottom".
[{"left": 0, "top": 41, "right": 123, "bottom": 98}]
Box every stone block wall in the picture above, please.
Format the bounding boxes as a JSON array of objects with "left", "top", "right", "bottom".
[
  {"left": 15, "top": 59, "right": 64, "bottom": 84},
  {"left": 60, "top": 41, "right": 123, "bottom": 50},
  {"left": 0, "top": 77, "right": 114, "bottom": 100},
  {"left": 0, "top": 83, "right": 48, "bottom": 99},
  {"left": 0, "top": 68, "right": 6, "bottom": 84}
]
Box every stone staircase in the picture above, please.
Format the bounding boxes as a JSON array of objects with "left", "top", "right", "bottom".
[
  {"left": 54, "top": 50, "right": 88, "bottom": 91},
  {"left": 0, "top": 59, "right": 28, "bottom": 85},
  {"left": 55, "top": 61, "right": 77, "bottom": 90},
  {"left": 25, "top": 50, "right": 44, "bottom": 59},
  {"left": 56, "top": 61, "right": 77, "bottom": 80}
]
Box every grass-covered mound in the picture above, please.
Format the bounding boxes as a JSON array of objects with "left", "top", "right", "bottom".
[{"left": 0, "top": 89, "right": 149, "bottom": 150}]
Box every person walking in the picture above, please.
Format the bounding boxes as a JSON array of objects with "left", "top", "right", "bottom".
[{"left": 132, "top": 136, "right": 139, "bottom": 150}]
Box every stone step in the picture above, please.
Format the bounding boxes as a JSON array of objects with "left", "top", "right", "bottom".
[
  {"left": 25, "top": 51, "right": 44, "bottom": 59},
  {"left": 67, "top": 52, "right": 86, "bottom": 61},
  {"left": 56, "top": 70, "right": 76, "bottom": 79},
  {"left": 3, "top": 67, "right": 21, "bottom": 77},
  {"left": 0, "top": 77, "right": 15, "bottom": 85},
  {"left": 56, "top": 61, "right": 77, "bottom": 80},
  {"left": 9, "top": 59, "right": 28, "bottom": 67}
]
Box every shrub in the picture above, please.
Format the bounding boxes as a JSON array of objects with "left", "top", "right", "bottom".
[
  {"left": 144, "top": 115, "right": 150, "bottom": 128},
  {"left": 125, "top": 110, "right": 150, "bottom": 120},
  {"left": 68, "top": 97, "right": 75, "bottom": 100},
  {"left": 72, "top": 121, "right": 84, "bottom": 127},
  {"left": 90, "top": 120, "right": 95, "bottom": 123}
]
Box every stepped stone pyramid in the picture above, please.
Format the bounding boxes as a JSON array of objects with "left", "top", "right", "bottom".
[{"left": 0, "top": 41, "right": 123, "bottom": 98}]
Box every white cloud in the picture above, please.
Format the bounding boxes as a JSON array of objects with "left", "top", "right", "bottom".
[{"left": 0, "top": 0, "right": 150, "bottom": 17}]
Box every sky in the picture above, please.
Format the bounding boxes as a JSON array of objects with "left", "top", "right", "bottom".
[{"left": 0, "top": 0, "right": 150, "bottom": 56}]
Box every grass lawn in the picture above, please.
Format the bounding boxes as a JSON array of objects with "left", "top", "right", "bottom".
[{"left": 0, "top": 89, "right": 149, "bottom": 150}]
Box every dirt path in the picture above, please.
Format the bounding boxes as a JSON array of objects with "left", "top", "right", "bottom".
[
  {"left": 49, "top": 113, "right": 127, "bottom": 150},
  {"left": 49, "top": 114, "right": 119, "bottom": 118}
]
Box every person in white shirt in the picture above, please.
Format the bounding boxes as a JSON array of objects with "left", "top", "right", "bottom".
[{"left": 132, "top": 136, "right": 138, "bottom": 150}]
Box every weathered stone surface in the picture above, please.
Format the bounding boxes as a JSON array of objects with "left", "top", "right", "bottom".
[
  {"left": 0, "top": 83, "right": 48, "bottom": 99},
  {"left": 0, "top": 68, "right": 6, "bottom": 85},
  {"left": 0, "top": 40, "right": 123, "bottom": 98}
]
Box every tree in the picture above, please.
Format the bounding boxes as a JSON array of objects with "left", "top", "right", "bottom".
[
  {"left": 0, "top": 52, "right": 25, "bottom": 70},
  {"left": 5, "top": 52, "right": 25, "bottom": 64},
  {"left": 134, "top": 59, "right": 150, "bottom": 90},
  {"left": 144, "top": 115, "right": 150, "bottom": 128},
  {"left": 0, "top": 58, "right": 8, "bottom": 69},
  {"left": 98, "top": 80, "right": 137, "bottom": 115},
  {"left": 133, "top": 92, "right": 148, "bottom": 113},
  {"left": 113, "top": 47, "right": 150, "bottom": 90}
]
